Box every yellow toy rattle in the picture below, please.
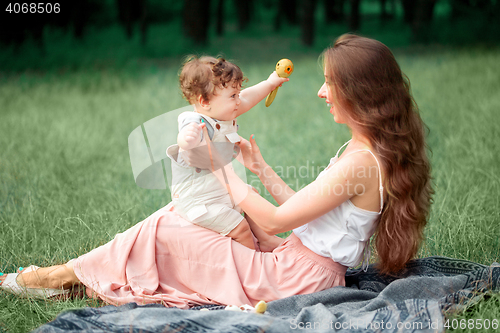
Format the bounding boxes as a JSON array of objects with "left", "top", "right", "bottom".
[{"left": 265, "top": 59, "right": 294, "bottom": 107}]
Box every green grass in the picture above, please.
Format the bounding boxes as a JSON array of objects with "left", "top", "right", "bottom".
[{"left": 1, "top": 14, "right": 500, "bottom": 333}]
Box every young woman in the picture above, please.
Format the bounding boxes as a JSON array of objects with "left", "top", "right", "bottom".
[{"left": 0, "top": 34, "right": 432, "bottom": 309}]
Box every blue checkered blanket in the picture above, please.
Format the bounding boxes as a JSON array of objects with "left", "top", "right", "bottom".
[{"left": 32, "top": 256, "right": 500, "bottom": 333}]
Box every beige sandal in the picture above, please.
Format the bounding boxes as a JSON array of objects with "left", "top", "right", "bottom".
[{"left": 0, "top": 265, "right": 70, "bottom": 299}]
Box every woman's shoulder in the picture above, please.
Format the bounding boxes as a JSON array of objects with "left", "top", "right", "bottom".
[
  {"left": 325, "top": 150, "right": 383, "bottom": 188},
  {"left": 334, "top": 150, "right": 384, "bottom": 212},
  {"left": 337, "top": 149, "right": 381, "bottom": 172}
]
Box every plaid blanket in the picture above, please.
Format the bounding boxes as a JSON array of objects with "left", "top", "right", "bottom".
[{"left": 32, "top": 256, "right": 500, "bottom": 333}]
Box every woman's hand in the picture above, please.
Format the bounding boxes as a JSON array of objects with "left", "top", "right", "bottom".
[{"left": 236, "top": 135, "right": 268, "bottom": 177}]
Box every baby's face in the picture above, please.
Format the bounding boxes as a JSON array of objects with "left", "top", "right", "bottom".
[{"left": 205, "top": 84, "right": 241, "bottom": 121}]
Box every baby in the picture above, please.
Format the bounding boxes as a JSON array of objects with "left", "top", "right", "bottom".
[{"left": 166, "top": 56, "right": 286, "bottom": 249}]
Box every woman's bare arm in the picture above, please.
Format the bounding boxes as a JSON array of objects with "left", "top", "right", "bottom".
[
  {"left": 256, "top": 165, "right": 295, "bottom": 205},
  {"left": 183, "top": 130, "right": 377, "bottom": 235},
  {"left": 236, "top": 136, "right": 295, "bottom": 205},
  {"left": 214, "top": 148, "right": 377, "bottom": 235}
]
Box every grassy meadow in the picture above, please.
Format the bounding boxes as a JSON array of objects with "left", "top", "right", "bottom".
[{"left": 1, "top": 14, "right": 500, "bottom": 333}]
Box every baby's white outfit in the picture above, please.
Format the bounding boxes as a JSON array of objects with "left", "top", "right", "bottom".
[
  {"left": 293, "top": 139, "right": 384, "bottom": 270},
  {"left": 166, "top": 111, "right": 244, "bottom": 235}
]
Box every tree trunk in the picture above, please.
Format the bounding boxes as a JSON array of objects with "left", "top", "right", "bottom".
[
  {"left": 233, "top": 0, "right": 253, "bottom": 31},
  {"left": 348, "top": 0, "right": 360, "bottom": 31},
  {"left": 72, "top": 0, "right": 92, "bottom": 39},
  {"left": 324, "top": 0, "right": 335, "bottom": 23},
  {"left": 380, "top": 0, "right": 388, "bottom": 19},
  {"left": 216, "top": 0, "right": 224, "bottom": 36},
  {"left": 275, "top": 0, "right": 298, "bottom": 31},
  {"left": 336, "top": 0, "right": 345, "bottom": 21},
  {"left": 183, "top": 0, "right": 211, "bottom": 44},
  {"left": 401, "top": 0, "right": 416, "bottom": 24},
  {"left": 412, "top": 0, "right": 437, "bottom": 43},
  {"left": 116, "top": 0, "right": 133, "bottom": 39},
  {"left": 324, "top": 0, "right": 345, "bottom": 23},
  {"left": 494, "top": 1, "right": 500, "bottom": 21},
  {"left": 139, "top": 0, "right": 148, "bottom": 45},
  {"left": 380, "top": 0, "right": 397, "bottom": 26},
  {"left": 284, "top": 0, "right": 298, "bottom": 24},
  {"left": 301, "top": 0, "right": 317, "bottom": 46},
  {"left": 115, "top": 0, "right": 148, "bottom": 44}
]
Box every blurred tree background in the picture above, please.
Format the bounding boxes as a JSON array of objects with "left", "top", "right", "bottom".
[{"left": 0, "top": 0, "right": 499, "bottom": 72}]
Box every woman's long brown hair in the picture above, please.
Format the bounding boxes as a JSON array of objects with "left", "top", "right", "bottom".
[{"left": 322, "top": 34, "right": 434, "bottom": 275}]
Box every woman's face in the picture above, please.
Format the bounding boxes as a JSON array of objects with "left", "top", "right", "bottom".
[{"left": 317, "top": 70, "right": 346, "bottom": 124}]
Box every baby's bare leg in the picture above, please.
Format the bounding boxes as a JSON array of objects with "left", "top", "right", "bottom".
[
  {"left": 226, "top": 218, "right": 256, "bottom": 250},
  {"left": 245, "top": 214, "right": 284, "bottom": 252}
]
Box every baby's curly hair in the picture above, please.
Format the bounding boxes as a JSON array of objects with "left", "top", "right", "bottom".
[{"left": 179, "top": 56, "right": 247, "bottom": 104}]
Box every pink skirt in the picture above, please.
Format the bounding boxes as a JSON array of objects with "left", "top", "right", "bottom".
[{"left": 73, "top": 203, "right": 347, "bottom": 309}]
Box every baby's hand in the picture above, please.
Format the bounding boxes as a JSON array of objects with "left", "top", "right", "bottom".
[
  {"left": 179, "top": 122, "right": 203, "bottom": 149},
  {"left": 267, "top": 71, "right": 289, "bottom": 89}
]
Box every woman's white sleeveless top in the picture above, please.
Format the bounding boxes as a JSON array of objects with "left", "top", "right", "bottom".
[{"left": 293, "top": 140, "right": 384, "bottom": 270}]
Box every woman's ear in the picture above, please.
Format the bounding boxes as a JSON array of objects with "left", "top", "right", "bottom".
[{"left": 198, "top": 95, "right": 211, "bottom": 110}]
